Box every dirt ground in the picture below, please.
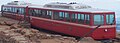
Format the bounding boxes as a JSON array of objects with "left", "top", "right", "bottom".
[{"left": 0, "top": 16, "right": 119, "bottom": 43}]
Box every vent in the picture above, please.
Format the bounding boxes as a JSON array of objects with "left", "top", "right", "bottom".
[{"left": 7, "top": 1, "right": 31, "bottom": 5}]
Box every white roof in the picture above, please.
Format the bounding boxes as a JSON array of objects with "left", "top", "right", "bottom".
[
  {"left": 7, "top": 1, "right": 31, "bottom": 5},
  {"left": 3, "top": 5, "right": 28, "bottom": 7},
  {"left": 3, "top": 1, "right": 32, "bottom": 7},
  {"left": 29, "top": 5, "right": 114, "bottom": 13},
  {"left": 3, "top": 2, "right": 114, "bottom": 13},
  {"left": 44, "top": 2, "right": 91, "bottom": 10}
]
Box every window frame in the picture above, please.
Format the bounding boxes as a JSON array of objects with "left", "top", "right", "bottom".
[
  {"left": 106, "top": 14, "right": 115, "bottom": 25},
  {"left": 94, "top": 14, "right": 104, "bottom": 25}
]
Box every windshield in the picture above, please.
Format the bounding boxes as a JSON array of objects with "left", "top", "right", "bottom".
[
  {"left": 106, "top": 14, "right": 114, "bottom": 25},
  {"left": 94, "top": 15, "right": 104, "bottom": 25},
  {"left": 94, "top": 14, "right": 115, "bottom": 25}
]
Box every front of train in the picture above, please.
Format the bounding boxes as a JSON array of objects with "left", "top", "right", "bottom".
[{"left": 90, "top": 10, "right": 116, "bottom": 40}]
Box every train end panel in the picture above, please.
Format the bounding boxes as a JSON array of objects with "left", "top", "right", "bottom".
[{"left": 91, "top": 26, "right": 116, "bottom": 40}]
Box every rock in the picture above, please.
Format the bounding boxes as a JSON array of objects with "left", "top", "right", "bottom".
[
  {"left": 9, "top": 25, "right": 17, "bottom": 29},
  {"left": 30, "top": 29, "right": 39, "bottom": 33},
  {"left": 4, "top": 21, "right": 15, "bottom": 26}
]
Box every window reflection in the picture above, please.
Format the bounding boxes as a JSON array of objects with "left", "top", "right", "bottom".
[
  {"left": 94, "top": 15, "right": 104, "bottom": 25},
  {"left": 106, "top": 14, "right": 114, "bottom": 24}
]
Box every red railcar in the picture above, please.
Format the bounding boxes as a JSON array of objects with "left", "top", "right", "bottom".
[{"left": 1, "top": 1, "right": 116, "bottom": 40}]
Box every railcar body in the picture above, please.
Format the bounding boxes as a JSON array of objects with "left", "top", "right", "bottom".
[{"left": 1, "top": 1, "right": 116, "bottom": 40}]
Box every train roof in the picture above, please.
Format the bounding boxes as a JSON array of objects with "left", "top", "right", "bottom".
[
  {"left": 29, "top": 5, "right": 114, "bottom": 13},
  {"left": 3, "top": 1, "right": 31, "bottom": 7},
  {"left": 3, "top": 5, "right": 28, "bottom": 7},
  {"left": 3, "top": 1, "right": 114, "bottom": 13},
  {"left": 29, "top": 2, "right": 114, "bottom": 13}
]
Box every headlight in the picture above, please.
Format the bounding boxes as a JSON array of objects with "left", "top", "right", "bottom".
[{"left": 104, "top": 29, "right": 108, "bottom": 32}]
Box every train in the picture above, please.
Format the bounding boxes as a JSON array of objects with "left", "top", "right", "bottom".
[{"left": 1, "top": 1, "right": 116, "bottom": 40}]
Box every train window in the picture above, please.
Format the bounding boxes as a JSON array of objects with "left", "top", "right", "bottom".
[
  {"left": 31, "top": 9, "right": 36, "bottom": 16},
  {"left": 33, "top": 9, "right": 39, "bottom": 17},
  {"left": 13, "top": 7, "right": 15, "bottom": 12},
  {"left": 81, "top": 14, "right": 84, "bottom": 20},
  {"left": 53, "top": 11, "right": 59, "bottom": 20},
  {"left": 106, "top": 14, "right": 114, "bottom": 25},
  {"left": 71, "top": 14, "right": 77, "bottom": 23},
  {"left": 20, "top": 8, "right": 22, "bottom": 14},
  {"left": 10, "top": 7, "right": 12, "bottom": 12},
  {"left": 3, "top": 7, "right": 7, "bottom": 11},
  {"left": 14, "top": 8, "right": 17, "bottom": 13},
  {"left": 46, "top": 11, "right": 52, "bottom": 19},
  {"left": 47, "top": 11, "right": 49, "bottom": 15},
  {"left": 10, "top": 7, "right": 13, "bottom": 13},
  {"left": 59, "top": 12, "right": 64, "bottom": 21},
  {"left": 49, "top": 11, "right": 52, "bottom": 16},
  {"left": 21, "top": 8, "right": 25, "bottom": 14},
  {"left": 85, "top": 14, "right": 90, "bottom": 24},
  {"left": 7, "top": 7, "right": 9, "bottom": 12},
  {"left": 41, "top": 10, "right": 47, "bottom": 18},
  {"left": 78, "top": 14, "right": 84, "bottom": 24},
  {"left": 38, "top": 10, "right": 42, "bottom": 17},
  {"left": 18, "top": 8, "right": 24, "bottom": 14},
  {"left": 38, "top": 10, "right": 42, "bottom": 15},
  {"left": 9, "top": 7, "right": 11, "bottom": 12},
  {"left": 94, "top": 15, "right": 104, "bottom": 25},
  {"left": 65, "top": 12, "right": 70, "bottom": 22},
  {"left": 29, "top": 9, "right": 39, "bottom": 17},
  {"left": 29, "top": 9, "right": 32, "bottom": 16},
  {"left": 15, "top": 8, "right": 17, "bottom": 13},
  {"left": 16, "top": 8, "right": 20, "bottom": 13},
  {"left": 11, "top": 7, "right": 13, "bottom": 12},
  {"left": 17, "top": 8, "right": 20, "bottom": 14}
]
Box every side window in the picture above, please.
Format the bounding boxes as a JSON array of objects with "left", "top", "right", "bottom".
[
  {"left": 7, "top": 7, "right": 10, "bottom": 12},
  {"left": 9, "top": 7, "right": 11, "bottom": 12},
  {"left": 71, "top": 14, "right": 77, "bottom": 23},
  {"left": 85, "top": 14, "right": 90, "bottom": 24},
  {"left": 14, "top": 8, "right": 17, "bottom": 13},
  {"left": 65, "top": 12, "right": 70, "bottom": 22},
  {"left": 29, "top": 9, "right": 33, "bottom": 16},
  {"left": 16, "top": 8, "right": 19, "bottom": 13},
  {"left": 11, "top": 7, "right": 13, "bottom": 12},
  {"left": 31, "top": 9, "right": 36, "bottom": 16},
  {"left": 13, "top": 7, "right": 15, "bottom": 12},
  {"left": 41, "top": 10, "right": 47, "bottom": 17},
  {"left": 3, "top": 7, "right": 7, "bottom": 11},
  {"left": 59, "top": 12, "right": 64, "bottom": 21},
  {"left": 53, "top": 11, "right": 59, "bottom": 20},
  {"left": 46, "top": 11, "right": 52, "bottom": 19},
  {"left": 78, "top": 14, "right": 84, "bottom": 24},
  {"left": 34, "top": 9, "right": 39, "bottom": 16},
  {"left": 38, "top": 10, "right": 42, "bottom": 17},
  {"left": 21, "top": 8, "right": 25, "bottom": 14},
  {"left": 106, "top": 14, "right": 114, "bottom": 24},
  {"left": 18, "top": 8, "right": 21, "bottom": 14},
  {"left": 94, "top": 15, "right": 104, "bottom": 25}
]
